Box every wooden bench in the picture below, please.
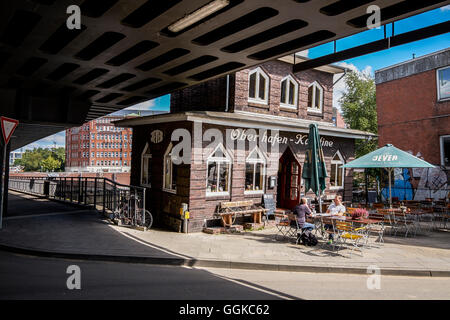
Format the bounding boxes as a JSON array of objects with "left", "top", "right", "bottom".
[{"left": 217, "top": 200, "right": 268, "bottom": 227}]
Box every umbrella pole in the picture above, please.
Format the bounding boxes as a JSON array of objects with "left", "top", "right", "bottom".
[
  {"left": 388, "top": 168, "right": 392, "bottom": 208},
  {"left": 318, "top": 193, "right": 322, "bottom": 213}
]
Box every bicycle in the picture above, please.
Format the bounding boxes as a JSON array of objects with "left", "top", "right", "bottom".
[{"left": 114, "top": 193, "right": 153, "bottom": 229}]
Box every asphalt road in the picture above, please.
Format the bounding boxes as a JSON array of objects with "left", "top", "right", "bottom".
[{"left": 0, "top": 251, "right": 449, "bottom": 300}]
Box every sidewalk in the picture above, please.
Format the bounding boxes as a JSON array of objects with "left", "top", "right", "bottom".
[{"left": 1, "top": 192, "right": 450, "bottom": 276}]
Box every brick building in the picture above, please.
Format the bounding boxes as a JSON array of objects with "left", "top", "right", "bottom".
[
  {"left": 376, "top": 48, "right": 450, "bottom": 167},
  {"left": 116, "top": 55, "right": 375, "bottom": 232},
  {"left": 65, "top": 115, "right": 133, "bottom": 173},
  {"left": 375, "top": 48, "right": 449, "bottom": 201}
]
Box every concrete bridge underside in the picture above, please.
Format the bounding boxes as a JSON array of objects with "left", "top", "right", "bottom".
[{"left": 0, "top": 0, "right": 447, "bottom": 149}]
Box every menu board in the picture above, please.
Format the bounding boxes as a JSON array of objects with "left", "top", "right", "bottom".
[{"left": 263, "top": 194, "right": 276, "bottom": 217}]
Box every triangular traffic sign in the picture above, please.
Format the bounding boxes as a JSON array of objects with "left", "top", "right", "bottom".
[{"left": 1, "top": 116, "right": 19, "bottom": 145}]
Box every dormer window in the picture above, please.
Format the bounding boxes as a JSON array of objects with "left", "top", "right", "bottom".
[
  {"left": 280, "top": 75, "right": 298, "bottom": 108},
  {"left": 248, "top": 67, "right": 269, "bottom": 105},
  {"left": 308, "top": 81, "right": 323, "bottom": 113}
]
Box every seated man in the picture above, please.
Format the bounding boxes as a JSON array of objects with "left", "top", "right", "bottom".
[
  {"left": 292, "top": 198, "right": 315, "bottom": 231},
  {"left": 324, "top": 196, "right": 346, "bottom": 244},
  {"left": 327, "top": 195, "right": 346, "bottom": 216}
]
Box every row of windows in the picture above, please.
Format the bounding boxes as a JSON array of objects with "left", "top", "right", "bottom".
[
  {"left": 248, "top": 67, "right": 324, "bottom": 113},
  {"left": 76, "top": 142, "right": 130, "bottom": 149},
  {"left": 77, "top": 151, "right": 129, "bottom": 158},
  {"left": 91, "top": 133, "right": 131, "bottom": 140},
  {"left": 91, "top": 160, "right": 128, "bottom": 166},
  {"left": 141, "top": 144, "right": 345, "bottom": 194}
]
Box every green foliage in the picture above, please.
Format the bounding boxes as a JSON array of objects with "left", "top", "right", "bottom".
[
  {"left": 340, "top": 71, "right": 378, "bottom": 158},
  {"left": 14, "top": 147, "right": 65, "bottom": 172}
]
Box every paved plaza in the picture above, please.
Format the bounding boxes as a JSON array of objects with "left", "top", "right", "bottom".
[{"left": 1, "top": 191, "right": 449, "bottom": 276}]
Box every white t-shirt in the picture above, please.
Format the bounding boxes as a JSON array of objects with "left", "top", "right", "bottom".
[{"left": 327, "top": 203, "right": 346, "bottom": 215}]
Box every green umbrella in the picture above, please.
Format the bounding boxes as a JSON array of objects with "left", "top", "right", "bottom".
[
  {"left": 342, "top": 144, "right": 434, "bottom": 207},
  {"left": 302, "top": 124, "right": 328, "bottom": 212}
]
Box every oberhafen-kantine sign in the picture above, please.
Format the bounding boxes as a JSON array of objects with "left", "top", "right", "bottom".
[
  {"left": 1, "top": 116, "right": 19, "bottom": 145},
  {"left": 230, "top": 128, "right": 334, "bottom": 148}
]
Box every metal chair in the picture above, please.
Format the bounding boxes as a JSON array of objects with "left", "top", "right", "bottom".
[
  {"left": 320, "top": 217, "right": 338, "bottom": 251},
  {"left": 368, "top": 211, "right": 386, "bottom": 244},
  {"left": 392, "top": 212, "right": 416, "bottom": 237},
  {"left": 334, "top": 220, "right": 369, "bottom": 257}
]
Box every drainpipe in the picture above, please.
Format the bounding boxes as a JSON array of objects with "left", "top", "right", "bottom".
[{"left": 225, "top": 75, "right": 230, "bottom": 112}]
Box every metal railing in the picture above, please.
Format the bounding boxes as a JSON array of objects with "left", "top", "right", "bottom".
[{"left": 9, "top": 176, "right": 148, "bottom": 228}]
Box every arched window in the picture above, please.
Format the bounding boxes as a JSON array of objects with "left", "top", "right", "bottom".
[
  {"left": 140, "top": 143, "right": 152, "bottom": 186},
  {"left": 245, "top": 147, "right": 266, "bottom": 193},
  {"left": 206, "top": 144, "right": 232, "bottom": 196},
  {"left": 280, "top": 75, "right": 298, "bottom": 108},
  {"left": 330, "top": 151, "right": 344, "bottom": 189},
  {"left": 248, "top": 67, "right": 269, "bottom": 104},
  {"left": 163, "top": 143, "right": 177, "bottom": 193},
  {"left": 307, "top": 81, "right": 323, "bottom": 113}
]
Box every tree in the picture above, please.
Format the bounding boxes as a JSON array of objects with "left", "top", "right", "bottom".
[
  {"left": 14, "top": 147, "right": 65, "bottom": 172},
  {"left": 339, "top": 71, "right": 378, "bottom": 158},
  {"left": 41, "top": 156, "right": 61, "bottom": 172}
]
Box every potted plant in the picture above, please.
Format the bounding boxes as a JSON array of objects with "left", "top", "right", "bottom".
[{"left": 351, "top": 208, "right": 368, "bottom": 220}]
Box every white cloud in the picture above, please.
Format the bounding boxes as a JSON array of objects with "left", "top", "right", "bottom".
[
  {"left": 22, "top": 131, "right": 66, "bottom": 150},
  {"left": 126, "top": 99, "right": 155, "bottom": 110},
  {"left": 332, "top": 62, "right": 374, "bottom": 111},
  {"left": 296, "top": 49, "right": 309, "bottom": 57},
  {"left": 440, "top": 4, "right": 450, "bottom": 11}
]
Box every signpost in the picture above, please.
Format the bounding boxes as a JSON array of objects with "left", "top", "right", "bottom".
[{"left": 0, "top": 116, "right": 19, "bottom": 229}]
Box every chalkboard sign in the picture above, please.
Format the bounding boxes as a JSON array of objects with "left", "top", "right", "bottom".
[{"left": 263, "top": 194, "right": 276, "bottom": 217}]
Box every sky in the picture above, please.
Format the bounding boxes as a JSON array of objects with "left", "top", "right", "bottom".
[{"left": 20, "top": 5, "right": 450, "bottom": 152}]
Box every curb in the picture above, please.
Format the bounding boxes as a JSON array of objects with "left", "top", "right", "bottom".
[{"left": 1, "top": 243, "right": 449, "bottom": 278}]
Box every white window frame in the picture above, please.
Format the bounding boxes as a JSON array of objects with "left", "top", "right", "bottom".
[
  {"left": 140, "top": 143, "right": 152, "bottom": 187},
  {"left": 307, "top": 81, "right": 324, "bottom": 114},
  {"left": 280, "top": 75, "right": 298, "bottom": 109},
  {"left": 248, "top": 67, "right": 269, "bottom": 105},
  {"left": 330, "top": 150, "right": 344, "bottom": 190},
  {"left": 437, "top": 66, "right": 450, "bottom": 102},
  {"left": 206, "top": 143, "right": 232, "bottom": 197},
  {"left": 440, "top": 135, "right": 450, "bottom": 168},
  {"left": 244, "top": 146, "right": 267, "bottom": 195},
  {"left": 163, "top": 143, "right": 177, "bottom": 194}
]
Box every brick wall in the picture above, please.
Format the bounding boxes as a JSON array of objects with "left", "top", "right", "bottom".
[
  {"left": 131, "top": 121, "right": 355, "bottom": 232},
  {"left": 170, "top": 60, "right": 335, "bottom": 124},
  {"left": 377, "top": 68, "right": 450, "bottom": 165},
  {"left": 233, "top": 61, "right": 334, "bottom": 123}
]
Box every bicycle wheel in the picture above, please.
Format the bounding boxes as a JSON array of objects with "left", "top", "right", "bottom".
[{"left": 144, "top": 210, "right": 153, "bottom": 229}]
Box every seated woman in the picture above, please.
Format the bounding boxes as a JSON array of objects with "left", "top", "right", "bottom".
[{"left": 292, "top": 198, "right": 315, "bottom": 231}]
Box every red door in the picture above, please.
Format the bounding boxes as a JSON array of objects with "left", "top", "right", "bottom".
[{"left": 279, "top": 150, "right": 301, "bottom": 210}]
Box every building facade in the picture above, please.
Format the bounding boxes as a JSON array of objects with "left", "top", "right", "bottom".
[
  {"left": 375, "top": 48, "right": 449, "bottom": 201},
  {"left": 376, "top": 48, "right": 450, "bottom": 167},
  {"left": 116, "top": 57, "right": 374, "bottom": 232},
  {"left": 65, "top": 115, "right": 133, "bottom": 173}
]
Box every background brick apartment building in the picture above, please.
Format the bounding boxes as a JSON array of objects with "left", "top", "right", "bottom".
[
  {"left": 376, "top": 48, "right": 449, "bottom": 167},
  {"left": 65, "top": 115, "right": 133, "bottom": 173},
  {"left": 375, "top": 48, "right": 449, "bottom": 201}
]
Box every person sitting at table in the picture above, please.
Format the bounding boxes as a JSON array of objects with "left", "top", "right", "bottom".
[
  {"left": 292, "top": 198, "right": 315, "bottom": 231},
  {"left": 324, "top": 196, "right": 346, "bottom": 244},
  {"left": 327, "top": 195, "right": 346, "bottom": 216}
]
